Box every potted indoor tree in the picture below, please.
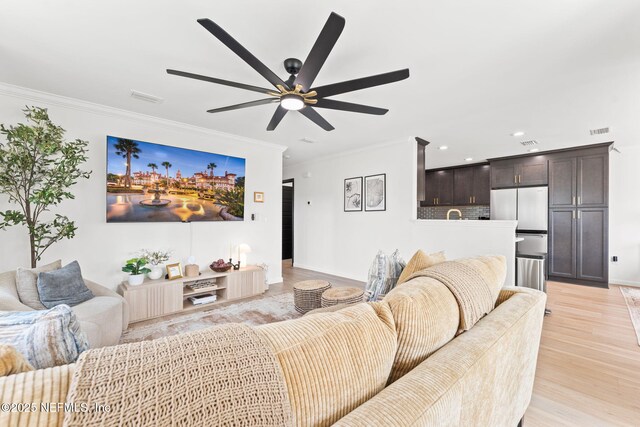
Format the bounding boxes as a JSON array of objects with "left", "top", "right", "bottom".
[
  {"left": 122, "top": 258, "right": 151, "bottom": 286},
  {"left": 0, "top": 107, "right": 91, "bottom": 267}
]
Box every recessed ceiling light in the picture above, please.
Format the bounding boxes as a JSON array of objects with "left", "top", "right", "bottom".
[
  {"left": 464, "top": 157, "right": 473, "bottom": 162},
  {"left": 511, "top": 131, "right": 525, "bottom": 137},
  {"left": 301, "top": 137, "right": 316, "bottom": 144},
  {"left": 283, "top": 154, "right": 291, "bottom": 159},
  {"left": 528, "top": 148, "right": 539, "bottom": 153},
  {"left": 438, "top": 146, "right": 448, "bottom": 150}
]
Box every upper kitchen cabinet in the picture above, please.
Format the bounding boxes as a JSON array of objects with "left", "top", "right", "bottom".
[
  {"left": 427, "top": 164, "right": 489, "bottom": 206},
  {"left": 490, "top": 156, "right": 548, "bottom": 189},
  {"left": 425, "top": 169, "right": 453, "bottom": 206},
  {"left": 472, "top": 164, "right": 491, "bottom": 205},
  {"left": 549, "top": 150, "right": 608, "bottom": 208}
]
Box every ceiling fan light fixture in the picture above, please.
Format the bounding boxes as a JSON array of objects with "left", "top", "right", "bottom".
[{"left": 280, "top": 94, "right": 305, "bottom": 111}]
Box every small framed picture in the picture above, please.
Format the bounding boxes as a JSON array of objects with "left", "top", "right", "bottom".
[
  {"left": 365, "top": 173, "right": 386, "bottom": 211},
  {"left": 166, "top": 262, "right": 183, "bottom": 280},
  {"left": 254, "top": 192, "right": 264, "bottom": 203},
  {"left": 344, "top": 177, "right": 363, "bottom": 212}
]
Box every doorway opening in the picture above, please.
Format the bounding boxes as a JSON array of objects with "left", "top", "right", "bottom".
[{"left": 282, "top": 179, "right": 294, "bottom": 264}]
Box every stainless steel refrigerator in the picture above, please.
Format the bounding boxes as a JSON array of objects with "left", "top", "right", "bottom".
[{"left": 491, "top": 187, "right": 548, "bottom": 292}]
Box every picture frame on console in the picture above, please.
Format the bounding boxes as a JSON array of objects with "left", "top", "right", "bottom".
[
  {"left": 344, "top": 177, "right": 363, "bottom": 212},
  {"left": 364, "top": 173, "right": 386, "bottom": 212},
  {"left": 166, "top": 262, "right": 183, "bottom": 280}
]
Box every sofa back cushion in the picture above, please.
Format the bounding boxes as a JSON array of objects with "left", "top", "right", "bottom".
[
  {"left": 396, "top": 250, "right": 446, "bottom": 285},
  {"left": 15, "top": 259, "right": 62, "bottom": 310},
  {"left": 256, "top": 302, "right": 397, "bottom": 427},
  {"left": 383, "top": 277, "right": 459, "bottom": 383},
  {"left": 37, "top": 261, "right": 94, "bottom": 309}
]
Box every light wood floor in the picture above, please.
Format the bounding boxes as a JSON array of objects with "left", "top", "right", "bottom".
[{"left": 281, "top": 261, "right": 640, "bottom": 426}]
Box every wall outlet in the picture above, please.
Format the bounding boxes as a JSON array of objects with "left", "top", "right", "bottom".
[{"left": 612, "top": 256, "right": 618, "bottom": 262}]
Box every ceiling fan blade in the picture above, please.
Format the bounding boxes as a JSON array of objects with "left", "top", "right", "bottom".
[
  {"left": 312, "top": 69, "right": 410, "bottom": 98},
  {"left": 299, "top": 107, "right": 335, "bottom": 131},
  {"left": 266, "top": 105, "right": 288, "bottom": 131},
  {"left": 313, "top": 99, "right": 388, "bottom": 115},
  {"left": 197, "top": 18, "right": 288, "bottom": 89},
  {"left": 294, "top": 12, "right": 345, "bottom": 91},
  {"left": 167, "top": 69, "right": 274, "bottom": 95},
  {"left": 207, "top": 98, "right": 279, "bottom": 113}
]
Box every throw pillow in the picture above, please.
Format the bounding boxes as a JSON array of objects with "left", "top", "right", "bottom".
[
  {"left": 0, "top": 344, "right": 34, "bottom": 376},
  {"left": 0, "top": 305, "right": 89, "bottom": 369},
  {"left": 364, "top": 249, "right": 406, "bottom": 302},
  {"left": 15, "top": 259, "right": 62, "bottom": 310},
  {"left": 37, "top": 261, "right": 94, "bottom": 309},
  {"left": 396, "top": 250, "right": 446, "bottom": 285}
]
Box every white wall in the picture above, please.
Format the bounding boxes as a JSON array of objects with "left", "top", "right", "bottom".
[
  {"left": 0, "top": 84, "right": 284, "bottom": 289},
  {"left": 284, "top": 139, "right": 517, "bottom": 286},
  {"left": 609, "top": 145, "right": 640, "bottom": 286}
]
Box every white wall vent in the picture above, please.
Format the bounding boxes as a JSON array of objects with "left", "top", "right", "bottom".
[
  {"left": 519, "top": 140, "right": 539, "bottom": 146},
  {"left": 130, "top": 90, "right": 164, "bottom": 104},
  {"left": 589, "top": 127, "right": 609, "bottom": 136}
]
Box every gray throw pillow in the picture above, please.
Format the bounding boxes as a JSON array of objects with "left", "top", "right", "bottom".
[
  {"left": 15, "top": 259, "right": 62, "bottom": 310},
  {"left": 37, "top": 261, "right": 94, "bottom": 309}
]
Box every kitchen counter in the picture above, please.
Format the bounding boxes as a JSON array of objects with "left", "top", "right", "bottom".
[{"left": 411, "top": 219, "right": 517, "bottom": 285}]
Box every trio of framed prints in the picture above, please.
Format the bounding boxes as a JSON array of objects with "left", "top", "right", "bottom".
[{"left": 344, "top": 173, "right": 386, "bottom": 212}]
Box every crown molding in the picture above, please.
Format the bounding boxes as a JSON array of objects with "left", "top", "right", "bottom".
[
  {"left": 284, "top": 135, "right": 412, "bottom": 168},
  {"left": 0, "top": 81, "right": 288, "bottom": 153}
]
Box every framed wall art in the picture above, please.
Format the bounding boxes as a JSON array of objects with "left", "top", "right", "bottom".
[
  {"left": 344, "top": 177, "right": 363, "bottom": 212},
  {"left": 365, "top": 173, "right": 386, "bottom": 211}
]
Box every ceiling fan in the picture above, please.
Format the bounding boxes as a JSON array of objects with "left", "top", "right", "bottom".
[{"left": 167, "top": 12, "right": 409, "bottom": 131}]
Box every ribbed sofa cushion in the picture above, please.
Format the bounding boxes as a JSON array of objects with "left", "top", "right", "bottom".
[
  {"left": 383, "top": 277, "right": 459, "bottom": 383},
  {"left": 256, "top": 302, "right": 397, "bottom": 427}
]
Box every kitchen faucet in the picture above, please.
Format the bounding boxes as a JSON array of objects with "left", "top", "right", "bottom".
[{"left": 447, "top": 209, "right": 462, "bottom": 220}]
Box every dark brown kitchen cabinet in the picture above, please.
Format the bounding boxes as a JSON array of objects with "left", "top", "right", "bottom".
[
  {"left": 549, "top": 152, "right": 607, "bottom": 208},
  {"left": 576, "top": 208, "right": 608, "bottom": 282},
  {"left": 424, "top": 169, "right": 453, "bottom": 206},
  {"left": 490, "top": 156, "right": 548, "bottom": 189},
  {"left": 548, "top": 146, "right": 609, "bottom": 286},
  {"left": 473, "top": 164, "right": 491, "bottom": 205},
  {"left": 549, "top": 208, "right": 577, "bottom": 278},
  {"left": 577, "top": 154, "right": 608, "bottom": 207},
  {"left": 549, "top": 157, "right": 576, "bottom": 207},
  {"left": 428, "top": 164, "right": 490, "bottom": 206},
  {"left": 453, "top": 167, "right": 474, "bottom": 205},
  {"left": 549, "top": 207, "right": 608, "bottom": 284}
]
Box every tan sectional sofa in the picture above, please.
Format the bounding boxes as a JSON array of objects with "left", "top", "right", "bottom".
[
  {"left": 0, "top": 271, "right": 129, "bottom": 348},
  {"left": 0, "top": 256, "right": 546, "bottom": 426}
]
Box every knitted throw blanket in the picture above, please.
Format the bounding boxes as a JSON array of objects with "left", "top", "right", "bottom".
[
  {"left": 407, "top": 260, "right": 501, "bottom": 332},
  {"left": 64, "top": 324, "right": 292, "bottom": 427}
]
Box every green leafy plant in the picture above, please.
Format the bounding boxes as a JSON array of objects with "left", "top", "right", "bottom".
[
  {"left": 216, "top": 187, "right": 245, "bottom": 218},
  {"left": 122, "top": 258, "right": 151, "bottom": 275},
  {"left": 0, "top": 106, "right": 91, "bottom": 267}
]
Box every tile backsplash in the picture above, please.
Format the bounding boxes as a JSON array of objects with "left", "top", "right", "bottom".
[{"left": 417, "top": 205, "right": 490, "bottom": 220}]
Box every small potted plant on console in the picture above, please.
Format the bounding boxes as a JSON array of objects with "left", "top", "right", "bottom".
[{"left": 122, "top": 258, "right": 151, "bottom": 286}]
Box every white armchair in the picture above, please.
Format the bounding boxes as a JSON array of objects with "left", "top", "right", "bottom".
[{"left": 0, "top": 270, "right": 128, "bottom": 348}]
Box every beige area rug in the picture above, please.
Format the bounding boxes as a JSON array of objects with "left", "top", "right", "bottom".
[
  {"left": 120, "top": 293, "right": 300, "bottom": 344},
  {"left": 620, "top": 286, "right": 640, "bottom": 346}
]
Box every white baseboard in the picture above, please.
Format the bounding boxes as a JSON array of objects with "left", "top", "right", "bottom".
[
  {"left": 610, "top": 279, "right": 640, "bottom": 287},
  {"left": 267, "top": 276, "right": 283, "bottom": 285}
]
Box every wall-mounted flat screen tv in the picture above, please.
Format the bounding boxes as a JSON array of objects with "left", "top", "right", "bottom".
[{"left": 106, "top": 136, "right": 246, "bottom": 222}]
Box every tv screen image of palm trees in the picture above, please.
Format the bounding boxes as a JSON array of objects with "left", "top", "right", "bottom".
[{"left": 106, "top": 136, "right": 246, "bottom": 222}]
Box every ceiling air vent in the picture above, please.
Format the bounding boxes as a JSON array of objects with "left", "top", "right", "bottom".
[
  {"left": 130, "top": 90, "right": 164, "bottom": 104},
  {"left": 589, "top": 127, "right": 609, "bottom": 136},
  {"left": 519, "top": 140, "right": 539, "bottom": 146}
]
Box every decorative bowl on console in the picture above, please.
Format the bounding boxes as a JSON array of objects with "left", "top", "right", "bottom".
[{"left": 210, "top": 259, "right": 232, "bottom": 273}]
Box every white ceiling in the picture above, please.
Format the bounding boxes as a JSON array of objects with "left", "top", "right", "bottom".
[{"left": 1, "top": 0, "right": 639, "bottom": 167}]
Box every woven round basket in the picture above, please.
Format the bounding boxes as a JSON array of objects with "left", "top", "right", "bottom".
[
  {"left": 321, "top": 287, "right": 364, "bottom": 308},
  {"left": 293, "top": 280, "right": 332, "bottom": 314}
]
